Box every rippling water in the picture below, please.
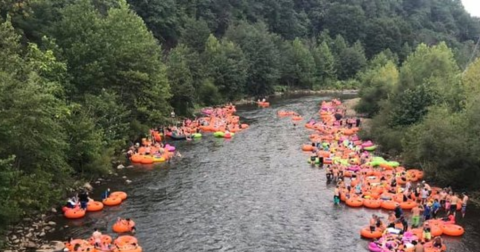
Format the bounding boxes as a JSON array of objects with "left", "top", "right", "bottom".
[{"left": 48, "top": 95, "right": 480, "bottom": 252}]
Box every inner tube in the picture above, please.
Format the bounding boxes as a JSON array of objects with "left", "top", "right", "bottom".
[
  {"left": 213, "top": 131, "right": 225, "bottom": 138},
  {"left": 363, "top": 199, "right": 382, "bottom": 209},
  {"left": 87, "top": 201, "right": 104, "bottom": 212},
  {"left": 169, "top": 134, "right": 186, "bottom": 140},
  {"left": 192, "top": 133, "right": 202, "bottom": 138},
  {"left": 165, "top": 144, "right": 176, "bottom": 152},
  {"left": 88, "top": 235, "right": 112, "bottom": 245},
  {"left": 115, "top": 235, "right": 138, "bottom": 244},
  {"left": 64, "top": 208, "right": 86, "bottom": 219},
  {"left": 360, "top": 226, "right": 383, "bottom": 239},
  {"left": 441, "top": 224, "right": 465, "bottom": 236},
  {"left": 364, "top": 145, "right": 377, "bottom": 151},
  {"left": 103, "top": 197, "right": 122, "bottom": 206},
  {"left": 113, "top": 221, "right": 136, "bottom": 234},
  {"left": 65, "top": 239, "right": 90, "bottom": 251},
  {"left": 111, "top": 191, "right": 128, "bottom": 201},
  {"left": 346, "top": 198, "right": 364, "bottom": 207}
]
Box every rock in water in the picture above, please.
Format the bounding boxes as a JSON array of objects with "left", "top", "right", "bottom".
[{"left": 117, "top": 164, "right": 125, "bottom": 169}]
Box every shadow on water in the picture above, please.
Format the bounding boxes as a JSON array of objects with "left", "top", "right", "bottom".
[{"left": 46, "top": 94, "right": 480, "bottom": 252}]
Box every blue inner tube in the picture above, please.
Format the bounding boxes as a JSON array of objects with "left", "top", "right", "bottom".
[{"left": 170, "top": 134, "right": 187, "bottom": 140}]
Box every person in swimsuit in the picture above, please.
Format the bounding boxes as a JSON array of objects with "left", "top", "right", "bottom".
[
  {"left": 411, "top": 205, "right": 421, "bottom": 228},
  {"left": 423, "top": 222, "right": 432, "bottom": 241},
  {"left": 461, "top": 192, "right": 468, "bottom": 218},
  {"left": 449, "top": 193, "right": 459, "bottom": 217},
  {"left": 333, "top": 186, "right": 340, "bottom": 205}
]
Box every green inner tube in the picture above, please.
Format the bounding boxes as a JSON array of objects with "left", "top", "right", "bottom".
[
  {"left": 307, "top": 158, "right": 320, "bottom": 164},
  {"left": 364, "top": 145, "right": 377, "bottom": 151},
  {"left": 213, "top": 131, "right": 224, "bottom": 137},
  {"left": 193, "top": 133, "right": 202, "bottom": 138}
]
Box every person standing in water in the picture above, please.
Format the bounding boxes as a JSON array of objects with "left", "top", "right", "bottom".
[
  {"left": 461, "top": 192, "right": 468, "bottom": 218},
  {"left": 333, "top": 186, "right": 340, "bottom": 205}
]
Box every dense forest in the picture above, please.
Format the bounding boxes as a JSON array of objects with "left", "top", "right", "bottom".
[{"left": 1, "top": 0, "right": 480, "bottom": 239}]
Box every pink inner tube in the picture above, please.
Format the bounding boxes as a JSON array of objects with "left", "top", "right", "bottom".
[
  {"left": 201, "top": 108, "right": 213, "bottom": 115},
  {"left": 368, "top": 242, "right": 382, "bottom": 252},
  {"left": 165, "top": 144, "right": 175, "bottom": 152},
  {"left": 362, "top": 141, "right": 374, "bottom": 147},
  {"left": 347, "top": 165, "right": 361, "bottom": 172}
]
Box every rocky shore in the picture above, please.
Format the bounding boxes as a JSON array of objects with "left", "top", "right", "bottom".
[
  {"left": 3, "top": 161, "right": 133, "bottom": 252},
  {"left": 4, "top": 213, "right": 63, "bottom": 252}
]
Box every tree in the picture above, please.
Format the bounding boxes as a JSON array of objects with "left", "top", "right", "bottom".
[
  {"left": 313, "top": 41, "right": 336, "bottom": 86},
  {"left": 127, "top": 0, "right": 181, "bottom": 47},
  {"left": 54, "top": 0, "right": 171, "bottom": 126},
  {"left": 167, "top": 44, "right": 195, "bottom": 116},
  {"left": 356, "top": 60, "right": 399, "bottom": 117},
  {"left": 0, "top": 18, "right": 71, "bottom": 220},
  {"left": 204, "top": 35, "right": 248, "bottom": 101},
  {"left": 181, "top": 18, "right": 211, "bottom": 53},
  {"left": 336, "top": 41, "right": 367, "bottom": 80},
  {"left": 225, "top": 22, "right": 280, "bottom": 97}
]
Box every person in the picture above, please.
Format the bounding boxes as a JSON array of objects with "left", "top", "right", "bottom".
[
  {"left": 334, "top": 186, "right": 340, "bottom": 205},
  {"left": 449, "top": 193, "right": 459, "bottom": 217},
  {"left": 102, "top": 188, "right": 111, "bottom": 200},
  {"left": 423, "top": 222, "right": 432, "bottom": 241},
  {"left": 432, "top": 236, "right": 443, "bottom": 249},
  {"left": 411, "top": 204, "right": 421, "bottom": 228},
  {"left": 394, "top": 203, "right": 403, "bottom": 219},
  {"left": 422, "top": 203, "right": 431, "bottom": 221},
  {"left": 78, "top": 190, "right": 89, "bottom": 210},
  {"left": 92, "top": 228, "right": 102, "bottom": 247},
  {"left": 356, "top": 117, "right": 361, "bottom": 127},
  {"left": 432, "top": 199, "right": 440, "bottom": 219},
  {"left": 461, "top": 192, "right": 468, "bottom": 218},
  {"left": 420, "top": 187, "right": 428, "bottom": 205},
  {"left": 73, "top": 243, "right": 81, "bottom": 251},
  {"left": 126, "top": 218, "right": 136, "bottom": 234},
  {"left": 66, "top": 197, "right": 77, "bottom": 209},
  {"left": 387, "top": 212, "right": 396, "bottom": 228},
  {"left": 369, "top": 214, "right": 377, "bottom": 232},
  {"left": 400, "top": 216, "right": 408, "bottom": 233},
  {"left": 412, "top": 240, "right": 424, "bottom": 252}
]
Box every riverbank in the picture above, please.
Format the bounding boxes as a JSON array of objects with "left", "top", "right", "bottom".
[{"left": 2, "top": 165, "right": 133, "bottom": 252}]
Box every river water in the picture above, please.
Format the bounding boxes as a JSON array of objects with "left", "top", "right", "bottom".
[{"left": 47, "top": 95, "right": 480, "bottom": 252}]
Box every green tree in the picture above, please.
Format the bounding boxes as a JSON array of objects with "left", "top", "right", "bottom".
[
  {"left": 204, "top": 35, "right": 248, "bottom": 101},
  {"left": 312, "top": 41, "right": 336, "bottom": 87},
  {"left": 167, "top": 44, "right": 195, "bottom": 116},
  {"left": 127, "top": 0, "right": 181, "bottom": 46},
  {"left": 225, "top": 22, "right": 280, "bottom": 97},
  {"left": 181, "top": 18, "right": 211, "bottom": 53},
  {"left": 54, "top": 0, "right": 171, "bottom": 126},
  {"left": 356, "top": 60, "right": 399, "bottom": 117}
]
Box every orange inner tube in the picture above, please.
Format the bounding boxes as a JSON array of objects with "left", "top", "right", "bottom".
[
  {"left": 111, "top": 191, "right": 128, "bottom": 201},
  {"left": 346, "top": 198, "right": 364, "bottom": 207},
  {"left": 87, "top": 201, "right": 104, "bottom": 212},
  {"left": 363, "top": 199, "right": 382, "bottom": 209},
  {"left": 64, "top": 208, "right": 86, "bottom": 219},
  {"left": 114, "top": 235, "right": 138, "bottom": 246},
  {"left": 113, "top": 221, "right": 136, "bottom": 233},
  {"left": 381, "top": 200, "right": 397, "bottom": 210},
  {"left": 441, "top": 224, "right": 465, "bottom": 236},
  {"left": 103, "top": 197, "right": 122, "bottom": 206},
  {"left": 360, "top": 226, "right": 383, "bottom": 239}
]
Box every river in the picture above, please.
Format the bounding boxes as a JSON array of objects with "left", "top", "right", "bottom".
[{"left": 47, "top": 94, "right": 480, "bottom": 252}]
